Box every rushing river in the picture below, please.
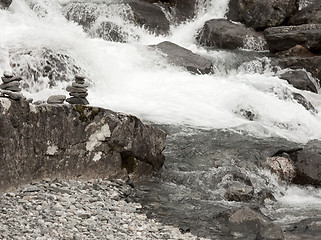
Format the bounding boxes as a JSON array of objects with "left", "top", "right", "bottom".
[{"left": 1, "top": 0, "right": 321, "bottom": 239}]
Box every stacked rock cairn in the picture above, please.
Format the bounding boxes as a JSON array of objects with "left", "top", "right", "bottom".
[
  {"left": 0, "top": 71, "right": 24, "bottom": 101},
  {"left": 66, "top": 74, "right": 89, "bottom": 105}
]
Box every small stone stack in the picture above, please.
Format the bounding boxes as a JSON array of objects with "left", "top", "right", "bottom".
[
  {"left": 66, "top": 74, "right": 89, "bottom": 105},
  {"left": 0, "top": 71, "right": 24, "bottom": 100}
]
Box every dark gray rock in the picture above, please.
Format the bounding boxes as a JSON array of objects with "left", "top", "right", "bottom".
[
  {"left": 291, "top": 150, "right": 321, "bottom": 186},
  {"left": 218, "top": 206, "right": 272, "bottom": 238},
  {"left": 69, "top": 92, "right": 89, "bottom": 98},
  {"left": 0, "top": 90, "right": 25, "bottom": 101},
  {"left": 66, "top": 86, "right": 87, "bottom": 93},
  {"left": 197, "top": 19, "right": 267, "bottom": 51},
  {"left": 224, "top": 181, "right": 254, "bottom": 202},
  {"left": 126, "top": 0, "right": 170, "bottom": 35},
  {"left": 0, "top": 99, "right": 166, "bottom": 192},
  {"left": 0, "top": 0, "right": 12, "bottom": 9},
  {"left": 150, "top": 41, "right": 213, "bottom": 74},
  {"left": 47, "top": 95, "right": 66, "bottom": 104},
  {"left": 273, "top": 55, "right": 321, "bottom": 81},
  {"left": 289, "top": 1, "right": 321, "bottom": 25},
  {"left": 292, "top": 92, "right": 317, "bottom": 112},
  {"left": 264, "top": 24, "right": 321, "bottom": 53},
  {"left": 256, "top": 224, "right": 284, "bottom": 240},
  {"left": 280, "top": 70, "right": 318, "bottom": 93},
  {"left": 0, "top": 81, "right": 21, "bottom": 91},
  {"left": 66, "top": 97, "right": 89, "bottom": 105},
  {"left": 227, "top": 0, "right": 299, "bottom": 30},
  {"left": 288, "top": 218, "right": 321, "bottom": 238},
  {"left": 1, "top": 76, "right": 22, "bottom": 84}
]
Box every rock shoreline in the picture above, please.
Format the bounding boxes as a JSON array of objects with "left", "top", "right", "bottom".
[{"left": 0, "top": 178, "right": 208, "bottom": 240}]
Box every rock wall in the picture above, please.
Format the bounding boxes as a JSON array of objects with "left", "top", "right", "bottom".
[{"left": 0, "top": 99, "right": 166, "bottom": 192}]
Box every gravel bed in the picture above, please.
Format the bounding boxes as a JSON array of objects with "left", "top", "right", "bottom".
[{"left": 0, "top": 178, "right": 207, "bottom": 240}]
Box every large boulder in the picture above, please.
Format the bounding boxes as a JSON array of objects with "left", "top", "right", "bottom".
[
  {"left": 226, "top": 0, "right": 299, "bottom": 30},
  {"left": 291, "top": 150, "right": 321, "bottom": 186},
  {"left": 0, "top": 0, "right": 12, "bottom": 9},
  {"left": 264, "top": 24, "right": 321, "bottom": 53},
  {"left": 126, "top": 0, "right": 170, "bottom": 35},
  {"left": 150, "top": 41, "right": 213, "bottom": 74},
  {"left": 0, "top": 99, "right": 166, "bottom": 192},
  {"left": 9, "top": 48, "right": 85, "bottom": 91},
  {"left": 289, "top": 1, "right": 321, "bottom": 25},
  {"left": 280, "top": 70, "right": 318, "bottom": 93},
  {"left": 197, "top": 19, "right": 267, "bottom": 51}
]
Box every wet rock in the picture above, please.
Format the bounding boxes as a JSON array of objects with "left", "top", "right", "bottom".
[
  {"left": 289, "top": 1, "right": 321, "bottom": 25},
  {"left": 273, "top": 55, "right": 321, "bottom": 81},
  {"left": 276, "top": 45, "right": 316, "bottom": 58},
  {"left": 224, "top": 181, "right": 254, "bottom": 202},
  {"left": 256, "top": 224, "right": 284, "bottom": 240},
  {"left": 226, "top": 0, "right": 299, "bottom": 30},
  {"left": 47, "top": 95, "right": 66, "bottom": 104},
  {"left": 280, "top": 70, "right": 318, "bottom": 93},
  {"left": 0, "top": 0, "right": 12, "bottom": 9},
  {"left": 150, "top": 41, "right": 213, "bottom": 74},
  {"left": 0, "top": 99, "right": 166, "bottom": 192},
  {"left": 127, "top": 0, "right": 170, "bottom": 35},
  {"left": 66, "top": 97, "right": 89, "bottom": 105},
  {"left": 291, "top": 150, "right": 321, "bottom": 186},
  {"left": 256, "top": 189, "right": 277, "bottom": 204},
  {"left": 218, "top": 206, "right": 271, "bottom": 238},
  {"left": 266, "top": 156, "right": 296, "bottom": 182},
  {"left": 264, "top": 24, "right": 321, "bottom": 53},
  {"left": 197, "top": 19, "right": 267, "bottom": 51},
  {"left": 9, "top": 48, "right": 85, "bottom": 90},
  {"left": 287, "top": 218, "right": 321, "bottom": 239},
  {"left": 292, "top": 92, "right": 317, "bottom": 112}
]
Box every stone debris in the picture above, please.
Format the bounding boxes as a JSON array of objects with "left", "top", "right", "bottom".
[
  {"left": 0, "top": 178, "right": 207, "bottom": 240},
  {"left": 47, "top": 95, "right": 66, "bottom": 104},
  {"left": 0, "top": 71, "right": 25, "bottom": 101},
  {"left": 66, "top": 74, "right": 89, "bottom": 105}
]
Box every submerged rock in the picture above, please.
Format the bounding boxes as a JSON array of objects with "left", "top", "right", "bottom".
[
  {"left": 286, "top": 218, "right": 321, "bottom": 240},
  {"left": 0, "top": 99, "right": 166, "bottom": 192},
  {"left": 197, "top": 19, "right": 267, "bottom": 51},
  {"left": 150, "top": 41, "right": 213, "bottom": 74}
]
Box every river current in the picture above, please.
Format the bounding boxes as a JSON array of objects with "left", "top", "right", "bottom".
[{"left": 1, "top": 0, "right": 321, "bottom": 239}]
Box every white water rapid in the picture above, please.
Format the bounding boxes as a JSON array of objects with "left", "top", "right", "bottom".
[{"left": 1, "top": 0, "right": 321, "bottom": 143}]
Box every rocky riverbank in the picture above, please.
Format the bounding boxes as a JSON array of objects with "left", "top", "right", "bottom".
[{"left": 0, "top": 178, "right": 208, "bottom": 240}]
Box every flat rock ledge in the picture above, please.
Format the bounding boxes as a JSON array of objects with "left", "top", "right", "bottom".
[
  {"left": 0, "top": 178, "right": 208, "bottom": 240},
  {"left": 0, "top": 98, "right": 166, "bottom": 192}
]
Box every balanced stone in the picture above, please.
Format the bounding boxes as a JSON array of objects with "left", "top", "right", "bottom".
[
  {"left": 69, "top": 92, "right": 88, "bottom": 98},
  {"left": 66, "top": 86, "right": 87, "bottom": 93},
  {"left": 3, "top": 71, "right": 13, "bottom": 78},
  {"left": 72, "top": 82, "right": 89, "bottom": 88},
  {"left": 0, "top": 81, "right": 20, "bottom": 89},
  {"left": 66, "top": 97, "right": 89, "bottom": 105},
  {"left": 1, "top": 90, "right": 25, "bottom": 100},
  {"left": 1, "top": 76, "right": 22, "bottom": 83},
  {"left": 47, "top": 95, "right": 67, "bottom": 104}
]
